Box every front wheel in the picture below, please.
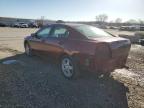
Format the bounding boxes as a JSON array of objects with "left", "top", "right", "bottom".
[
  {"left": 25, "top": 43, "right": 32, "bottom": 56},
  {"left": 61, "top": 56, "right": 80, "bottom": 79}
]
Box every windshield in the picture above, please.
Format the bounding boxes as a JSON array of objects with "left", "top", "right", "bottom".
[{"left": 75, "top": 25, "right": 113, "bottom": 38}]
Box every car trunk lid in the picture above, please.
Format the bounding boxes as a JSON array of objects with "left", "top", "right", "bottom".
[{"left": 89, "top": 37, "right": 131, "bottom": 58}]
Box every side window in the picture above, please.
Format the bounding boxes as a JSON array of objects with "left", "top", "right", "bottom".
[
  {"left": 52, "top": 26, "right": 69, "bottom": 38},
  {"left": 37, "top": 27, "right": 51, "bottom": 38}
]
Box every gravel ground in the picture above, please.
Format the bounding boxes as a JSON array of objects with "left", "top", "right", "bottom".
[
  {"left": 0, "top": 48, "right": 129, "bottom": 108},
  {"left": 126, "top": 45, "right": 144, "bottom": 77},
  {"left": 0, "top": 27, "right": 143, "bottom": 108}
]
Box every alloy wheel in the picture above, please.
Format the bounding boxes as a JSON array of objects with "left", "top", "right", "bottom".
[{"left": 61, "top": 58, "right": 74, "bottom": 78}]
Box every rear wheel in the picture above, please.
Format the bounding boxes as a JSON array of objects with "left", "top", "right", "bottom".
[
  {"left": 25, "top": 43, "right": 32, "bottom": 56},
  {"left": 61, "top": 56, "right": 80, "bottom": 79}
]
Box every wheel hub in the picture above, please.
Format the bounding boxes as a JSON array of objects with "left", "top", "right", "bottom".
[{"left": 62, "top": 58, "right": 73, "bottom": 77}]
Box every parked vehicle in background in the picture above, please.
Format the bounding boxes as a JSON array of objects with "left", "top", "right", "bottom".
[
  {"left": 96, "top": 25, "right": 108, "bottom": 29},
  {"left": 128, "top": 26, "right": 136, "bottom": 31},
  {"left": 140, "top": 26, "right": 144, "bottom": 31},
  {"left": 19, "top": 23, "right": 28, "bottom": 28},
  {"left": 13, "top": 22, "right": 28, "bottom": 28},
  {"left": 120, "top": 26, "right": 132, "bottom": 31},
  {"left": 134, "top": 25, "right": 140, "bottom": 30},
  {"left": 13, "top": 23, "right": 20, "bottom": 27},
  {"left": 119, "top": 25, "right": 140, "bottom": 31},
  {"left": 0, "top": 22, "right": 7, "bottom": 27},
  {"left": 139, "top": 39, "right": 144, "bottom": 46},
  {"left": 24, "top": 23, "right": 131, "bottom": 79},
  {"left": 28, "top": 23, "right": 38, "bottom": 28},
  {"left": 109, "top": 26, "right": 119, "bottom": 29},
  {"left": 56, "top": 20, "right": 65, "bottom": 23}
]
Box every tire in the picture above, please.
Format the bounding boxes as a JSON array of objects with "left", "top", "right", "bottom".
[
  {"left": 25, "top": 43, "right": 32, "bottom": 56},
  {"left": 60, "top": 56, "right": 80, "bottom": 79}
]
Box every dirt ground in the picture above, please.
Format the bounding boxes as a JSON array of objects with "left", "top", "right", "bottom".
[
  {"left": 0, "top": 27, "right": 143, "bottom": 108},
  {"left": 0, "top": 27, "right": 37, "bottom": 52}
]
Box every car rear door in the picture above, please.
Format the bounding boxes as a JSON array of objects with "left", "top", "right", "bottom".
[
  {"left": 29, "top": 26, "right": 52, "bottom": 55},
  {"left": 43, "top": 25, "right": 70, "bottom": 58}
]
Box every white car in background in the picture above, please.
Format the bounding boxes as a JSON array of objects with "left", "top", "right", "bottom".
[
  {"left": 19, "top": 23, "right": 28, "bottom": 28},
  {"left": 13, "top": 22, "right": 28, "bottom": 28}
]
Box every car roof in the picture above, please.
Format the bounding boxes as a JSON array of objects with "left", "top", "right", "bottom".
[
  {"left": 62, "top": 23, "right": 85, "bottom": 27},
  {"left": 46, "top": 23, "right": 86, "bottom": 28}
]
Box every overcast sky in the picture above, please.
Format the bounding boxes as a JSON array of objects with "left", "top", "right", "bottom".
[{"left": 0, "top": 0, "right": 143, "bottom": 22}]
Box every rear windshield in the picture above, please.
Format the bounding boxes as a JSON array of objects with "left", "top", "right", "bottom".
[{"left": 75, "top": 25, "right": 113, "bottom": 38}]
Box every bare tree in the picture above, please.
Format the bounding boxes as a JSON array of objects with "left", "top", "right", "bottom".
[
  {"left": 114, "top": 18, "right": 122, "bottom": 27},
  {"left": 95, "top": 14, "right": 108, "bottom": 24},
  {"left": 139, "top": 19, "right": 144, "bottom": 25},
  {"left": 126, "top": 19, "right": 137, "bottom": 24},
  {"left": 115, "top": 18, "right": 122, "bottom": 23}
]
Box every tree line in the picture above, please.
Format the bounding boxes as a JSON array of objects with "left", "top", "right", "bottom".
[{"left": 95, "top": 14, "right": 144, "bottom": 25}]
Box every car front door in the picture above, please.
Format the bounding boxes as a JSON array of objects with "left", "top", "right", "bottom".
[{"left": 29, "top": 26, "right": 52, "bottom": 55}]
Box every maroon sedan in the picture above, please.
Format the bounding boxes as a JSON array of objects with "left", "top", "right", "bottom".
[{"left": 24, "top": 23, "right": 131, "bottom": 79}]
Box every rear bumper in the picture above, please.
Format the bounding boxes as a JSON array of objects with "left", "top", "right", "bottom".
[
  {"left": 80, "top": 55, "right": 127, "bottom": 73},
  {"left": 95, "top": 57, "right": 127, "bottom": 73},
  {"left": 79, "top": 42, "right": 131, "bottom": 73}
]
